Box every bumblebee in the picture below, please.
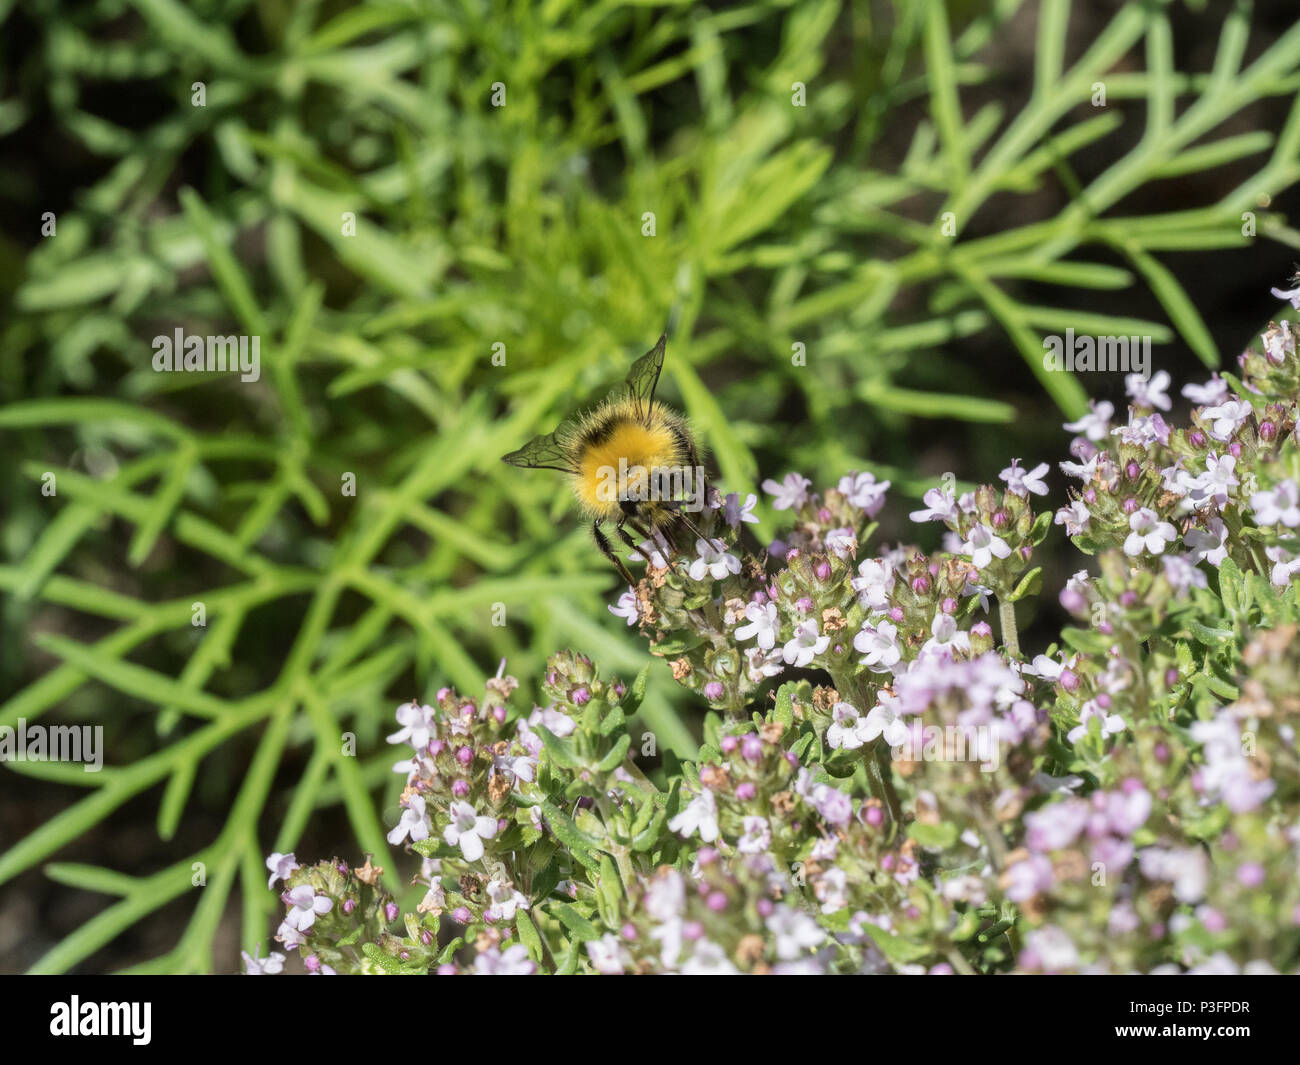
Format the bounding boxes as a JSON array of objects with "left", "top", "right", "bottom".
[{"left": 503, "top": 335, "right": 707, "bottom": 584}]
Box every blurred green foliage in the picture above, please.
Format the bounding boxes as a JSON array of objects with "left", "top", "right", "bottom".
[{"left": 2, "top": 0, "right": 1299, "bottom": 972}]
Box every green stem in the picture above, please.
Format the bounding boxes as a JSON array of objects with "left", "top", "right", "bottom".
[
  {"left": 866, "top": 739, "right": 904, "bottom": 828},
  {"left": 998, "top": 597, "right": 1020, "bottom": 659}
]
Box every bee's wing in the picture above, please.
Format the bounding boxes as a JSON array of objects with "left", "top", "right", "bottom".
[
  {"left": 624, "top": 333, "right": 667, "bottom": 425},
  {"left": 501, "top": 428, "right": 576, "bottom": 473}
]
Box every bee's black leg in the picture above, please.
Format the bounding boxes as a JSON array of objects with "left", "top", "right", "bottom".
[
  {"left": 614, "top": 517, "right": 661, "bottom": 568},
  {"left": 661, "top": 500, "right": 711, "bottom": 544},
  {"left": 593, "top": 521, "right": 637, "bottom": 586}
]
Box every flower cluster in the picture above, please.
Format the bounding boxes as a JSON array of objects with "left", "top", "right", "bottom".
[{"left": 258, "top": 289, "right": 1300, "bottom": 974}]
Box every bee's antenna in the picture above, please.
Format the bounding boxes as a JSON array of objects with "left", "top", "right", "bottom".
[{"left": 665, "top": 266, "right": 691, "bottom": 338}]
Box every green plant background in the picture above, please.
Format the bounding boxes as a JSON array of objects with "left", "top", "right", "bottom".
[{"left": 2, "top": 0, "right": 1299, "bottom": 972}]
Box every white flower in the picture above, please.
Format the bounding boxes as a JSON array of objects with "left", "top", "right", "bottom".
[
  {"left": 387, "top": 794, "right": 430, "bottom": 845},
  {"left": 1266, "top": 546, "right": 1300, "bottom": 587},
  {"left": 826, "top": 702, "right": 870, "bottom": 749},
  {"left": 242, "top": 946, "right": 286, "bottom": 975},
  {"left": 265, "top": 852, "right": 299, "bottom": 890},
  {"left": 1201, "top": 399, "right": 1251, "bottom": 441},
  {"left": 688, "top": 537, "right": 741, "bottom": 581},
  {"left": 527, "top": 704, "right": 576, "bottom": 738},
  {"left": 1262, "top": 320, "right": 1295, "bottom": 364},
  {"left": 825, "top": 526, "right": 858, "bottom": 560},
  {"left": 718, "top": 491, "right": 759, "bottom": 527},
  {"left": 1125, "top": 369, "right": 1171, "bottom": 410},
  {"left": 644, "top": 870, "right": 686, "bottom": 921},
  {"left": 1063, "top": 400, "right": 1114, "bottom": 442},
  {"left": 1021, "top": 654, "right": 1064, "bottom": 681},
  {"left": 1183, "top": 375, "right": 1228, "bottom": 405},
  {"left": 1054, "top": 499, "right": 1091, "bottom": 536},
  {"left": 909, "top": 487, "right": 958, "bottom": 524},
  {"left": 1188, "top": 452, "right": 1238, "bottom": 509},
  {"left": 738, "top": 815, "right": 771, "bottom": 854},
  {"left": 1162, "top": 553, "right": 1208, "bottom": 596},
  {"left": 1250, "top": 479, "right": 1300, "bottom": 527},
  {"left": 1184, "top": 517, "right": 1229, "bottom": 567},
  {"left": 473, "top": 943, "right": 536, "bottom": 975},
  {"left": 1059, "top": 452, "right": 1100, "bottom": 482},
  {"left": 782, "top": 619, "right": 829, "bottom": 667},
  {"left": 417, "top": 878, "right": 445, "bottom": 914},
  {"left": 1025, "top": 926, "right": 1079, "bottom": 972},
  {"left": 387, "top": 700, "right": 433, "bottom": 749},
  {"left": 586, "top": 933, "right": 631, "bottom": 975},
  {"left": 860, "top": 698, "right": 909, "bottom": 747},
  {"left": 761, "top": 472, "right": 812, "bottom": 511},
  {"left": 766, "top": 904, "right": 825, "bottom": 960},
  {"left": 745, "top": 646, "right": 785, "bottom": 682},
  {"left": 838, "top": 471, "right": 890, "bottom": 515},
  {"left": 1111, "top": 411, "right": 1170, "bottom": 447},
  {"left": 284, "top": 885, "right": 333, "bottom": 931},
  {"left": 485, "top": 877, "right": 529, "bottom": 921},
  {"left": 735, "top": 600, "right": 779, "bottom": 650},
  {"left": 1123, "top": 507, "right": 1176, "bottom": 557},
  {"left": 1138, "top": 846, "right": 1208, "bottom": 903},
  {"left": 680, "top": 938, "right": 738, "bottom": 975},
  {"left": 608, "top": 586, "right": 639, "bottom": 625},
  {"left": 853, "top": 619, "right": 901, "bottom": 672},
  {"left": 851, "top": 557, "right": 895, "bottom": 612},
  {"left": 999, "top": 459, "right": 1049, "bottom": 497},
  {"left": 1271, "top": 281, "right": 1300, "bottom": 310},
  {"left": 920, "top": 612, "right": 970, "bottom": 659},
  {"left": 1067, "top": 700, "right": 1127, "bottom": 743},
  {"left": 626, "top": 529, "right": 672, "bottom": 568},
  {"left": 815, "top": 867, "right": 849, "bottom": 914},
  {"left": 442, "top": 800, "right": 498, "bottom": 861},
  {"left": 961, "top": 524, "right": 1011, "bottom": 570},
  {"left": 668, "top": 789, "right": 719, "bottom": 843}
]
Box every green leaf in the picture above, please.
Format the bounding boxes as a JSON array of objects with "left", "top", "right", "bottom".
[
  {"left": 515, "top": 910, "right": 545, "bottom": 964},
  {"left": 1007, "top": 566, "right": 1043, "bottom": 603},
  {"left": 554, "top": 903, "right": 601, "bottom": 944}
]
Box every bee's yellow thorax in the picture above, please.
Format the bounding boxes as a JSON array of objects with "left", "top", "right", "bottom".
[{"left": 574, "top": 418, "right": 681, "bottom": 517}]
